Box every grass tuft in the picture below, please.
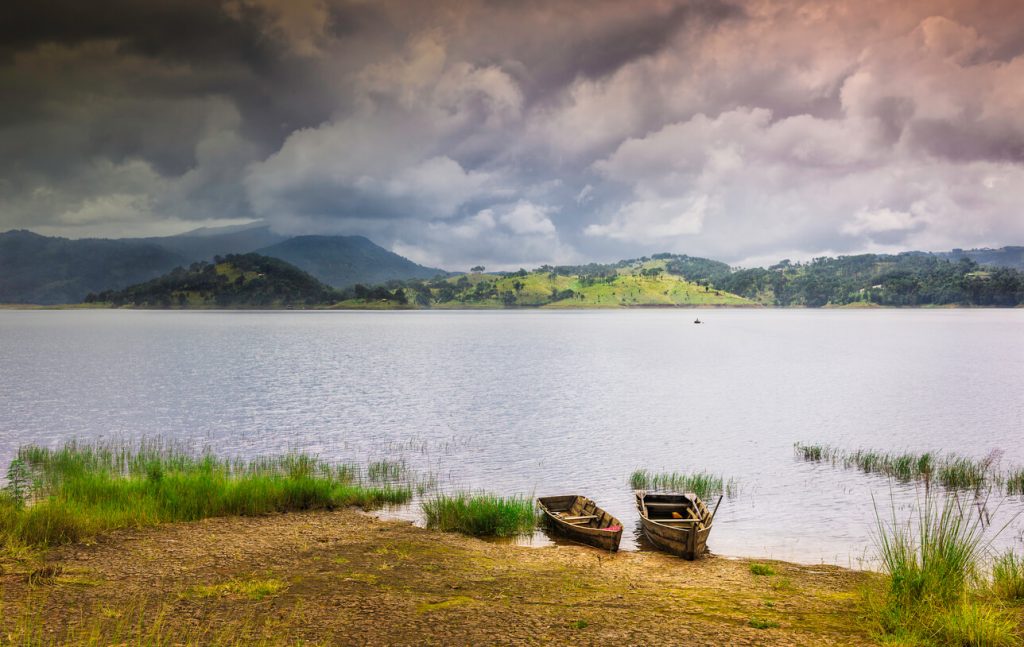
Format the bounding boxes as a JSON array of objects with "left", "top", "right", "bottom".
[
  {"left": 187, "top": 577, "right": 287, "bottom": 601},
  {"left": 421, "top": 492, "right": 537, "bottom": 537},
  {"left": 991, "top": 551, "right": 1024, "bottom": 601},
  {"left": 871, "top": 490, "right": 1020, "bottom": 645},
  {"left": 748, "top": 618, "right": 779, "bottom": 629},
  {"left": 750, "top": 563, "right": 775, "bottom": 577},
  {"left": 629, "top": 468, "right": 737, "bottom": 499}
]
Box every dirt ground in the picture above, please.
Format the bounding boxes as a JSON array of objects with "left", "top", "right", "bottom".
[{"left": 1, "top": 509, "right": 880, "bottom": 646}]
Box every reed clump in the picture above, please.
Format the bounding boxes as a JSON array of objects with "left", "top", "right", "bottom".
[
  {"left": 0, "top": 441, "right": 412, "bottom": 549},
  {"left": 1004, "top": 469, "right": 1024, "bottom": 497},
  {"left": 421, "top": 492, "right": 537, "bottom": 537},
  {"left": 629, "top": 469, "right": 738, "bottom": 499},
  {"left": 872, "top": 491, "right": 1020, "bottom": 646},
  {"left": 794, "top": 443, "right": 1023, "bottom": 495}
]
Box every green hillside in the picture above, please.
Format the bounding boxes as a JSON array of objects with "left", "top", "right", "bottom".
[
  {"left": 336, "top": 258, "right": 752, "bottom": 309},
  {"left": 85, "top": 254, "right": 340, "bottom": 308}
]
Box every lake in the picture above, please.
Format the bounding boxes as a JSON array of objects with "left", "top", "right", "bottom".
[{"left": 1, "top": 308, "right": 1022, "bottom": 565}]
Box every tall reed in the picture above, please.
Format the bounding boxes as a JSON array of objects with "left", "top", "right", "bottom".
[
  {"left": 0, "top": 441, "right": 413, "bottom": 549},
  {"left": 421, "top": 492, "right": 537, "bottom": 537},
  {"left": 872, "top": 490, "right": 1019, "bottom": 646},
  {"left": 629, "top": 469, "right": 737, "bottom": 499},
  {"left": 794, "top": 443, "right": 1023, "bottom": 495}
]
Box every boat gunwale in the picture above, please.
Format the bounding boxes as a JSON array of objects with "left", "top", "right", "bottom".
[{"left": 537, "top": 494, "right": 623, "bottom": 549}]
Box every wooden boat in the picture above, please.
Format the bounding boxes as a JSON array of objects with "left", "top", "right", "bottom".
[
  {"left": 537, "top": 495, "right": 623, "bottom": 551},
  {"left": 634, "top": 490, "right": 721, "bottom": 560}
]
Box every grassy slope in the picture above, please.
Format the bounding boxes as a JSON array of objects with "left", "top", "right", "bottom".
[{"left": 414, "top": 260, "right": 751, "bottom": 309}]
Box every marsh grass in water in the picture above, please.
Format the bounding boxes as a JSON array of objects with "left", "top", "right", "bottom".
[
  {"left": 0, "top": 441, "right": 413, "bottom": 550},
  {"left": 421, "top": 492, "right": 537, "bottom": 537},
  {"left": 794, "top": 443, "right": 1020, "bottom": 494},
  {"left": 871, "top": 490, "right": 1022, "bottom": 646},
  {"left": 629, "top": 469, "right": 738, "bottom": 499},
  {"left": 1005, "top": 469, "right": 1024, "bottom": 497}
]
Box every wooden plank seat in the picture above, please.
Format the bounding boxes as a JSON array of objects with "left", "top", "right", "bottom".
[{"left": 556, "top": 514, "right": 598, "bottom": 521}]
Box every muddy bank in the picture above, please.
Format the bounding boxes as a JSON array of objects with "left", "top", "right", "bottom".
[{"left": 0, "top": 509, "right": 879, "bottom": 645}]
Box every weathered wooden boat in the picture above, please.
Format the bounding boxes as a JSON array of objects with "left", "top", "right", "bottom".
[
  {"left": 537, "top": 495, "right": 623, "bottom": 551},
  {"left": 634, "top": 490, "right": 721, "bottom": 560}
]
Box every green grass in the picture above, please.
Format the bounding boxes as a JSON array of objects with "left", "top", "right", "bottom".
[
  {"left": 1004, "top": 469, "right": 1024, "bottom": 496},
  {"left": 629, "top": 469, "right": 738, "bottom": 499},
  {"left": 750, "top": 563, "right": 775, "bottom": 576},
  {"left": 366, "top": 459, "right": 405, "bottom": 483},
  {"left": 186, "top": 577, "right": 287, "bottom": 601},
  {"left": 748, "top": 618, "right": 779, "bottom": 629},
  {"left": 421, "top": 492, "right": 537, "bottom": 537},
  {"left": 0, "top": 441, "right": 412, "bottom": 549},
  {"left": 871, "top": 491, "right": 1020, "bottom": 646},
  {"left": 794, "top": 443, "right": 1021, "bottom": 494},
  {"left": 992, "top": 551, "right": 1024, "bottom": 601}
]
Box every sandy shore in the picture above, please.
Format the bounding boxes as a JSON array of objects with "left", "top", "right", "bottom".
[{"left": 0, "top": 509, "right": 880, "bottom": 645}]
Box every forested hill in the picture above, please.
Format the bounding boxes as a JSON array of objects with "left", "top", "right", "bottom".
[
  {"left": 336, "top": 252, "right": 1024, "bottom": 308},
  {"left": 85, "top": 254, "right": 340, "bottom": 308},
  {"left": 0, "top": 230, "right": 186, "bottom": 305},
  {"left": 716, "top": 253, "right": 1024, "bottom": 306},
  {"left": 0, "top": 228, "right": 442, "bottom": 304}
]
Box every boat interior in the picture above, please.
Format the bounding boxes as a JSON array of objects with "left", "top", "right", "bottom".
[
  {"left": 539, "top": 495, "right": 620, "bottom": 530},
  {"left": 641, "top": 494, "right": 709, "bottom": 528}
]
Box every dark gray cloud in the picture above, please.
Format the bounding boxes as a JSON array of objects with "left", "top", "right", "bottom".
[{"left": 1, "top": 0, "right": 1023, "bottom": 266}]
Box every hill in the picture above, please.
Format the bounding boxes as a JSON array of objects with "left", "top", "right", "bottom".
[
  {"left": 85, "top": 254, "right": 340, "bottom": 308},
  {"left": 0, "top": 230, "right": 186, "bottom": 305},
  {"left": 934, "top": 246, "right": 1024, "bottom": 271},
  {"left": 142, "top": 224, "right": 287, "bottom": 262},
  {"left": 255, "top": 235, "right": 445, "bottom": 288},
  {"left": 0, "top": 228, "right": 441, "bottom": 304},
  {"left": 336, "top": 256, "right": 753, "bottom": 308},
  {"left": 718, "top": 253, "right": 1024, "bottom": 306},
  {"left": 337, "top": 251, "right": 1024, "bottom": 309}
]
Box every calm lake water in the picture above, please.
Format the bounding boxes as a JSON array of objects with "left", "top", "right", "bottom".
[{"left": 1, "top": 308, "right": 1022, "bottom": 565}]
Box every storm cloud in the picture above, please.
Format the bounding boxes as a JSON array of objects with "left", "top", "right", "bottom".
[{"left": 2, "top": 0, "right": 1023, "bottom": 267}]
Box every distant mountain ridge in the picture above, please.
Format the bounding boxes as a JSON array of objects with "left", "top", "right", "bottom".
[
  {"left": 255, "top": 235, "right": 445, "bottom": 289},
  {"left": 0, "top": 227, "right": 443, "bottom": 304},
  {"left": 934, "top": 246, "right": 1024, "bottom": 271},
  {"left": 0, "top": 230, "right": 186, "bottom": 305},
  {"left": 1, "top": 225, "right": 1023, "bottom": 305}
]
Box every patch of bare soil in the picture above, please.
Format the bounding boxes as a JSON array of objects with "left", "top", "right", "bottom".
[{"left": 0, "top": 509, "right": 880, "bottom": 645}]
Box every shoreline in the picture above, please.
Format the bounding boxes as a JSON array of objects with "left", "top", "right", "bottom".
[
  {"left": 0, "top": 508, "right": 879, "bottom": 645},
  {"left": 2, "top": 302, "right": 1022, "bottom": 310}
]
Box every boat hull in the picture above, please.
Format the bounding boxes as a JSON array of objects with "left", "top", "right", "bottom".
[
  {"left": 634, "top": 491, "right": 714, "bottom": 560},
  {"left": 538, "top": 495, "right": 623, "bottom": 551}
]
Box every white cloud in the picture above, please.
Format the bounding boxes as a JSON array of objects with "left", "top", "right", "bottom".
[{"left": 498, "top": 201, "right": 556, "bottom": 236}]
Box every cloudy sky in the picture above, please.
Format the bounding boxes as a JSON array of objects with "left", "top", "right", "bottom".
[{"left": 2, "top": 0, "right": 1023, "bottom": 269}]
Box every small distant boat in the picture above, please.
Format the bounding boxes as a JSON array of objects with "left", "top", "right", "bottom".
[
  {"left": 635, "top": 490, "right": 721, "bottom": 560},
  {"left": 693, "top": 317, "right": 702, "bottom": 324},
  {"left": 538, "top": 495, "right": 623, "bottom": 551}
]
